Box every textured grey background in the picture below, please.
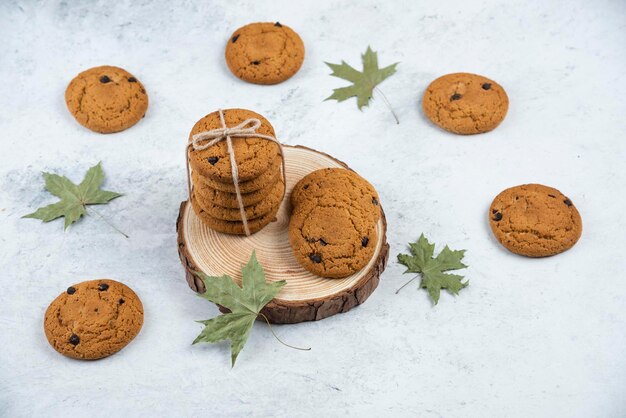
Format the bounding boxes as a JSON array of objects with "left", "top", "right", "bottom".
[{"left": 1, "top": 0, "right": 625, "bottom": 417}]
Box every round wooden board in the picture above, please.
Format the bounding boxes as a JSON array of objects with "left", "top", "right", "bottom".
[{"left": 177, "top": 145, "right": 389, "bottom": 324}]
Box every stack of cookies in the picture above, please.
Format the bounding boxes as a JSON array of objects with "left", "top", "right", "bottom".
[
  {"left": 289, "top": 168, "right": 381, "bottom": 278},
  {"left": 188, "top": 109, "right": 285, "bottom": 235}
]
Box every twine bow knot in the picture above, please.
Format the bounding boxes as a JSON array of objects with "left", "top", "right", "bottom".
[
  {"left": 190, "top": 118, "right": 263, "bottom": 151},
  {"left": 186, "top": 109, "right": 286, "bottom": 236}
]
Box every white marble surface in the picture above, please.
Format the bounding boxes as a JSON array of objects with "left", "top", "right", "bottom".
[{"left": 1, "top": 0, "right": 625, "bottom": 417}]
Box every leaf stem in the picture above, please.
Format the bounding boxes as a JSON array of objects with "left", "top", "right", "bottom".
[
  {"left": 395, "top": 275, "right": 419, "bottom": 294},
  {"left": 259, "top": 313, "right": 311, "bottom": 351},
  {"left": 86, "top": 206, "right": 129, "bottom": 238},
  {"left": 374, "top": 87, "right": 400, "bottom": 124}
]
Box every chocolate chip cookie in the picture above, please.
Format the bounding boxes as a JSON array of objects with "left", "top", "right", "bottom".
[
  {"left": 290, "top": 168, "right": 380, "bottom": 223},
  {"left": 192, "top": 153, "right": 282, "bottom": 195},
  {"left": 65, "top": 65, "right": 148, "bottom": 133},
  {"left": 489, "top": 184, "right": 582, "bottom": 257},
  {"left": 422, "top": 72, "right": 508, "bottom": 134},
  {"left": 289, "top": 196, "right": 378, "bottom": 279},
  {"left": 192, "top": 172, "right": 279, "bottom": 209},
  {"left": 188, "top": 108, "right": 280, "bottom": 183},
  {"left": 44, "top": 279, "right": 143, "bottom": 360},
  {"left": 190, "top": 195, "right": 281, "bottom": 235},
  {"left": 225, "top": 22, "right": 305, "bottom": 84},
  {"left": 193, "top": 178, "right": 284, "bottom": 221}
]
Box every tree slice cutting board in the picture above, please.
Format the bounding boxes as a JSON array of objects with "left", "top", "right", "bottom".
[{"left": 176, "top": 145, "right": 389, "bottom": 324}]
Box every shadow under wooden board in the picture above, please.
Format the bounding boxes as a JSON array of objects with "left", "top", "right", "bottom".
[{"left": 176, "top": 145, "right": 389, "bottom": 324}]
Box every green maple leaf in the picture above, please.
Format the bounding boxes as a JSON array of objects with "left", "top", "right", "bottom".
[
  {"left": 23, "top": 162, "right": 122, "bottom": 230},
  {"left": 325, "top": 46, "right": 399, "bottom": 121},
  {"left": 397, "top": 234, "right": 469, "bottom": 305},
  {"left": 193, "top": 251, "right": 286, "bottom": 367}
]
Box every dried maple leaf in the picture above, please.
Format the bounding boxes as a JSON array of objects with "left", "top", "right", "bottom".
[
  {"left": 397, "top": 234, "right": 469, "bottom": 304},
  {"left": 325, "top": 46, "right": 399, "bottom": 122},
  {"left": 23, "top": 162, "right": 122, "bottom": 231},
  {"left": 193, "top": 251, "right": 289, "bottom": 366}
]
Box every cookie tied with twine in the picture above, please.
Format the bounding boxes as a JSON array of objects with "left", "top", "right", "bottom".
[{"left": 186, "top": 109, "right": 286, "bottom": 236}]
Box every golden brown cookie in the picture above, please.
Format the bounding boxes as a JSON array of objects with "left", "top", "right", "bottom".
[
  {"left": 43, "top": 279, "right": 143, "bottom": 360},
  {"left": 188, "top": 109, "right": 280, "bottom": 182},
  {"left": 193, "top": 178, "right": 284, "bottom": 221},
  {"left": 193, "top": 172, "right": 280, "bottom": 208},
  {"left": 489, "top": 184, "right": 582, "bottom": 257},
  {"left": 291, "top": 168, "right": 380, "bottom": 223},
  {"left": 194, "top": 154, "right": 282, "bottom": 194},
  {"left": 289, "top": 196, "right": 378, "bottom": 279},
  {"left": 422, "top": 72, "right": 508, "bottom": 134},
  {"left": 191, "top": 195, "right": 280, "bottom": 235},
  {"left": 225, "top": 22, "right": 305, "bottom": 85},
  {"left": 65, "top": 66, "right": 148, "bottom": 133}
]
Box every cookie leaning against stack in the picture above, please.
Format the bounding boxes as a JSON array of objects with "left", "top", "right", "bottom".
[
  {"left": 188, "top": 108, "right": 285, "bottom": 235},
  {"left": 289, "top": 168, "right": 381, "bottom": 278}
]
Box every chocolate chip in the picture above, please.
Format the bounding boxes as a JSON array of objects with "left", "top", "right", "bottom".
[
  {"left": 207, "top": 156, "right": 219, "bottom": 165},
  {"left": 319, "top": 239, "right": 328, "bottom": 246},
  {"left": 361, "top": 237, "right": 369, "bottom": 247},
  {"left": 493, "top": 212, "right": 503, "bottom": 221},
  {"left": 231, "top": 34, "right": 239, "bottom": 43},
  {"left": 98, "top": 283, "right": 109, "bottom": 291},
  {"left": 251, "top": 60, "right": 261, "bottom": 65},
  {"left": 372, "top": 197, "right": 379, "bottom": 206},
  {"left": 119, "top": 298, "right": 125, "bottom": 305},
  {"left": 128, "top": 77, "right": 137, "bottom": 83},
  {"left": 66, "top": 286, "right": 76, "bottom": 295},
  {"left": 274, "top": 22, "right": 282, "bottom": 27},
  {"left": 564, "top": 199, "right": 572, "bottom": 207},
  {"left": 450, "top": 93, "right": 462, "bottom": 101},
  {"left": 303, "top": 184, "right": 309, "bottom": 190},
  {"left": 69, "top": 334, "right": 80, "bottom": 345},
  {"left": 491, "top": 209, "right": 498, "bottom": 214},
  {"left": 99, "top": 75, "right": 111, "bottom": 83},
  {"left": 309, "top": 253, "right": 322, "bottom": 263},
  {"left": 482, "top": 83, "right": 492, "bottom": 90}
]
